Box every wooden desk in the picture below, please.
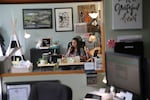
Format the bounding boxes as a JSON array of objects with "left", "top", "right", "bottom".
[{"left": 38, "top": 62, "right": 84, "bottom": 67}]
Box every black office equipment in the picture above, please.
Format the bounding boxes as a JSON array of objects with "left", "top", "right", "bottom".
[
  {"left": 143, "top": 58, "right": 150, "bottom": 100},
  {"left": 105, "top": 52, "right": 143, "bottom": 99},
  {"left": 114, "top": 41, "right": 144, "bottom": 56},
  {"left": 30, "top": 48, "right": 60, "bottom": 70},
  {"left": 85, "top": 93, "right": 101, "bottom": 100}
]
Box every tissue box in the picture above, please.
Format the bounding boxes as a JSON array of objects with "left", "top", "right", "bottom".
[{"left": 11, "top": 66, "right": 32, "bottom": 73}]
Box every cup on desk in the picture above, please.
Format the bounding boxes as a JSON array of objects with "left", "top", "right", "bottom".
[
  {"left": 40, "top": 59, "right": 47, "bottom": 64},
  {"left": 74, "top": 56, "right": 80, "bottom": 63},
  {"left": 57, "top": 58, "right": 62, "bottom": 64},
  {"left": 67, "top": 57, "right": 74, "bottom": 63}
]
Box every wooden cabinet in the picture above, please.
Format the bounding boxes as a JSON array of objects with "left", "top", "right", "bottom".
[{"left": 0, "top": 0, "right": 100, "bottom": 4}]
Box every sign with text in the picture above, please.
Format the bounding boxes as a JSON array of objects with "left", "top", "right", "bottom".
[{"left": 112, "top": 0, "right": 143, "bottom": 30}]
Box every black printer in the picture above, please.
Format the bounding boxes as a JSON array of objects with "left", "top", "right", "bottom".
[{"left": 114, "top": 41, "right": 144, "bottom": 56}]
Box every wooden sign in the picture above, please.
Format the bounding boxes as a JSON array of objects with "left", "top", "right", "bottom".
[{"left": 112, "top": 0, "right": 143, "bottom": 30}]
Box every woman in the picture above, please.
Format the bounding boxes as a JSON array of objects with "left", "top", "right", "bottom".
[{"left": 66, "top": 38, "right": 87, "bottom": 61}]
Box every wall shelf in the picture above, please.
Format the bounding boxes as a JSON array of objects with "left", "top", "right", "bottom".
[
  {"left": 0, "top": 0, "right": 100, "bottom": 4},
  {"left": 1, "top": 70, "right": 104, "bottom": 77}
]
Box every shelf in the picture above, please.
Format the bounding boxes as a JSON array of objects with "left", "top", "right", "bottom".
[
  {"left": 1, "top": 70, "right": 84, "bottom": 77},
  {"left": 0, "top": 0, "right": 100, "bottom": 4},
  {"left": 1, "top": 69, "right": 104, "bottom": 77},
  {"left": 38, "top": 62, "right": 84, "bottom": 67}
]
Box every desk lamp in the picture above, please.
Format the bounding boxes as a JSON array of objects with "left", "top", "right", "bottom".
[
  {"left": 24, "top": 30, "right": 31, "bottom": 39},
  {"left": 88, "top": 12, "right": 98, "bottom": 26},
  {"left": 88, "top": 12, "right": 100, "bottom": 48}
]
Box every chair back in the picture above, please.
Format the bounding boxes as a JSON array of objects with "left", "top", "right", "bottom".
[{"left": 28, "top": 82, "right": 72, "bottom": 100}]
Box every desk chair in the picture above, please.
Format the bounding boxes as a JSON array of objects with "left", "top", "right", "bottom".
[{"left": 28, "top": 82, "right": 72, "bottom": 100}]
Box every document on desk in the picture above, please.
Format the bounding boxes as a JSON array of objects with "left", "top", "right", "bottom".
[
  {"left": 125, "top": 92, "right": 133, "bottom": 100},
  {"left": 7, "top": 85, "right": 30, "bottom": 100},
  {"left": 84, "top": 62, "right": 95, "bottom": 70}
]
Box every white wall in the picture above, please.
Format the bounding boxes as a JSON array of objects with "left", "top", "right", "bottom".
[{"left": 0, "top": 2, "right": 101, "bottom": 59}]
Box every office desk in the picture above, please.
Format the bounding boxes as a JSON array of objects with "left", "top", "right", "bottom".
[
  {"left": 38, "top": 62, "right": 84, "bottom": 67},
  {"left": 36, "top": 62, "right": 85, "bottom": 71}
]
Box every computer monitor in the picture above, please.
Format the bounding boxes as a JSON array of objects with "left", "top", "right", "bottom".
[
  {"left": 105, "top": 52, "right": 142, "bottom": 95},
  {"left": 143, "top": 58, "right": 150, "bottom": 99}
]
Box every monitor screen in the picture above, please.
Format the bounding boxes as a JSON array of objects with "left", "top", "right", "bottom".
[{"left": 105, "top": 52, "right": 142, "bottom": 95}]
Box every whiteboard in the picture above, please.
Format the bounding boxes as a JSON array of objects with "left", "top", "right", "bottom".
[{"left": 112, "top": 0, "right": 143, "bottom": 30}]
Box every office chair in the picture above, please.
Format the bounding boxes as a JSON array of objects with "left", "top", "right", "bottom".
[
  {"left": 67, "top": 41, "right": 85, "bottom": 50},
  {"left": 28, "top": 82, "right": 72, "bottom": 100}
]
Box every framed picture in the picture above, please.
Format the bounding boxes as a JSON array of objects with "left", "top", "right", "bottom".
[
  {"left": 112, "top": 0, "right": 143, "bottom": 30},
  {"left": 7, "top": 84, "right": 31, "bottom": 100},
  {"left": 54, "top": 7, "right": 73, "bottom": 32},
  {"left": 23, "top": 9, "right": 52, "bottom": 29},
  {"left": 42, "top": 38, "right": 51, "bottom": 47},
  {"left": 78, "top": 4, "right": 96, "bottom": 32},
  {"left": 78, "top": 4, "right": 96, "bottom": 23}
]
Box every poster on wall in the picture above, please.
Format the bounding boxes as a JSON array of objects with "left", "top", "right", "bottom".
[
  {"left": 112, "top": 0, "right": 143, "bottom": 30},
  {"left": 78, "top": 4, "right": 96, "bottom": 23},
  {"left": 23, "top": 9, "right": 53, "bottom": 29},
  {"left": 78, "top": 4, "right": 96, "bottom": 32},
  {"left": 54, "top": 7, "right": 73, "bottom": 32}
]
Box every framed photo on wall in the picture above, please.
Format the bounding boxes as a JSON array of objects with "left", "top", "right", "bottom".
[
  {"left": 77, "top": 4, "right": 96, "bottom": 32},
  {"left": 41, "top": 38, "right": 51, "bottom": 47},
  {"left": 54, "top": 7, "right": 73, "bottom": 32},
  {"left": 23, "top": 9, "right": 53, "bottom": 29},
  {"left": 78, "top": 4, "right": 96, "bottom": 23}
]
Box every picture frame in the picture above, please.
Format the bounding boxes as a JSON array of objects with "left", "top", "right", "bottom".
[
  {"left": 23, "top": 9, "right": 52, "bottom": 29},
  {"left": 78, "top": 4, "right": 96, "bottom": 23},
  {"left": 7, "top": 84, "right": 31, "bottom": 100},
  {"left": 112, "top": 0, "right": 143, "bottom": 30},
  {"left": 54, "top": 7, "right": 73, "bottom": 32},
  {"left": 77, "top": 4, "right": 96, "bottom": 32},
  {"left": 41, "top": 38, "right": 51, "bottom": 47}
]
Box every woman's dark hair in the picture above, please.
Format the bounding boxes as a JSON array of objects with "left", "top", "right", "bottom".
[{"left": 70, "top": 37, "right": 80, "bottom": 55}]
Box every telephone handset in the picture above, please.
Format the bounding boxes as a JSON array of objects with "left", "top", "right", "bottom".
[{"left": 69, "top": 44, "right": 75, "bottom": 53}]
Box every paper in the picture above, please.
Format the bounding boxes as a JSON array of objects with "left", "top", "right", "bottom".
[
  {"left": 83, "top": 99, "right": 98, "bottom": 100},
  {"left": 125, "top": 92, "right": 133, "bottom": 100},
  {"left": 117, "top": 35, "right": 143, "bottom": 42},
  {"left": 99, "top": 88, "right": 106, "bottom": 93},
  {"left": 74, "top": 23, "right": 87, "bottom": 33},
  {"left": 94, "top": 57, "right": 102, "bottom": 70},
  {"left": 84, "top": 62, "right": 95, "bottom": 70},
  {"left": 7, "top": 85, "right": 30, "bottom": 100}
]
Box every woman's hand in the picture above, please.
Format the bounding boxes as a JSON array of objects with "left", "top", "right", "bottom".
[
  {"left": 80, "top": 55, "right": 87, "bottom": 62},
  {"left": 66, "top": 46, "right": 73, "bottom": 57}
]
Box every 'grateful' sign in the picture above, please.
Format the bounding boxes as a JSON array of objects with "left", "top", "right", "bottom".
[{"left": 112, "top": 0, "right": 142, "bottom": 30}]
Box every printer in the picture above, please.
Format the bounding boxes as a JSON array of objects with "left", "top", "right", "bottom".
[{"left": 114, "top": 41, "right": 144, "bottom": 56}]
